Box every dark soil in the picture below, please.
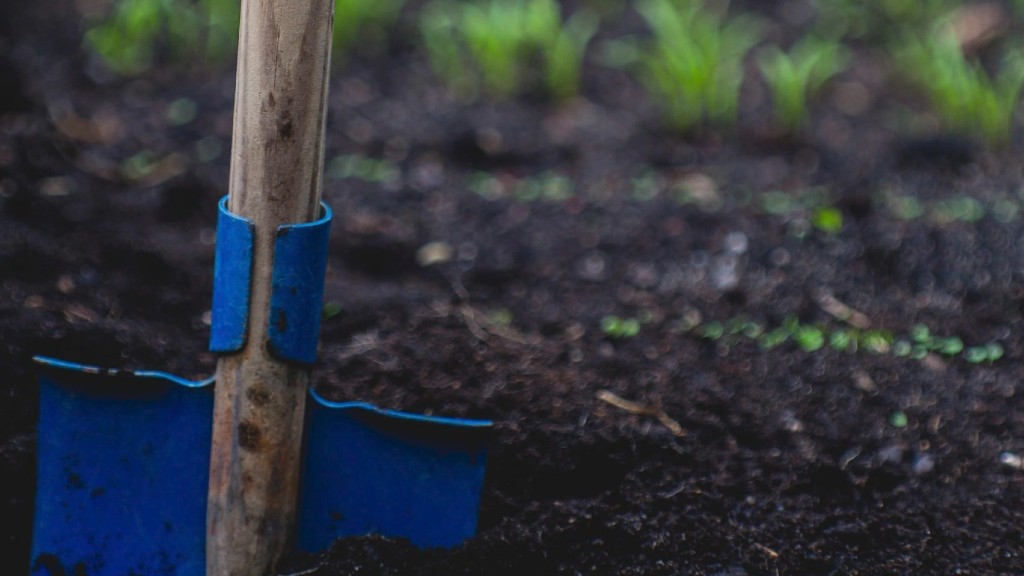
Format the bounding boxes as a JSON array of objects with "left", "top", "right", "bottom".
[{"left": 3, "top": 1, "right": 1024, "bottom": 574}]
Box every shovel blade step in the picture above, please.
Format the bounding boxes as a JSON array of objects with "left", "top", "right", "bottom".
[{"left": 30, "top": 358, "right": 490, "bottom": 576}]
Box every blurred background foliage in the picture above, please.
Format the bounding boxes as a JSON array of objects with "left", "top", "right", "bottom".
[{"left": 77, "top": 0, "right": 1024, "bottom": 146}]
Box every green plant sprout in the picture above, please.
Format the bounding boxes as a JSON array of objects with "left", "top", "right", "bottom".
[
  {"left": 328, "top": 154, "right": 400, "bottom": 184},
  {"left": 889, "top": 410, "right": 908, "bottom": 428},
  {"left": 601, "top": 315, "right": 641, "bottom": 339},
  {"left": 685, "top": 315, "right": 1002, "bottom": 364},
  {"left": 877, "top": 189, "right": 991, "bottom": 224},
  {"left": 85, "top": 0, "right": 239, "bottom": 75},
  {"left": 321, "top": 300, "right": 343, "bottom": 320},
  {"left": 757, "top": 35, "right": 849, "bottom": 133},
  {"left": 333, "top": 0, "right": 405, "bottom": 62},
  {"left": 421, "top": 0, "right": 598, "bottom": 100},
  {"left": 897, "top": 31, "right": 1024, "bottom": 148},
  {"left": 468, "top": 171, "right": 575, "bottom": 202},
  {"left": 610, "top": 0, "right": 762, "bottom": 132},
  {"left": 86, "top": 0, "right": 399, "bottom": 75},
  {"left": 811, "top": 206, "right": 844, "bottom": 234},
  {"left": 814, "top": 0, "right": 960, "bottom": 41},
  {"left": 526, "top": 0, "right": 601, "bottom": 100}
]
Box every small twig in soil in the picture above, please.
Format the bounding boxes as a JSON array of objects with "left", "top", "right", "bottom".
[
  {"left": 1000, "top": 452, "right": 1024, "bottom": 470},
  {"left": 336, "top": 331, "right": 381, "bottom": 360},
  {"left": 752, "top": 543, "right": 780, "bottom": 559},
  {"left": 460, "top": 304, "right": 532, "bottom": 346},
  {"left": 596, "top": 390, "right": 686, "bottom": 437},
  {"left": 815, "top": 289, "right": 871, "bottom": 329}
]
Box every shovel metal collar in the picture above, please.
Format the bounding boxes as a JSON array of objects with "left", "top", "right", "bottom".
[
  {"left": 209, "top": 195, "right": 333, "bottom": 364},
  {"left": 30, "top": 356, "right": 491, "bottom": 576}
]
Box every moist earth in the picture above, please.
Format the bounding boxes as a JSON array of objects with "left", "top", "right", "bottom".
[{"left": 2, "top": 1, "right": 1024, "bottom": 574}]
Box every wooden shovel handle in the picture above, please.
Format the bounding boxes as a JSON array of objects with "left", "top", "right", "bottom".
[{"left": 207, "top": 0, "right": 334, "bottom": 575}]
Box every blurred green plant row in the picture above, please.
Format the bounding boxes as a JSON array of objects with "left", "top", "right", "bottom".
[
  {"left": 597, "top": 308, "right": 1004, "bottom": 364},
  {"left": 685, "top": 316, "right": 1005, "bottom": 364},
  {"left": 86, "top": 0, "right": 1024, "bottom": 146}
]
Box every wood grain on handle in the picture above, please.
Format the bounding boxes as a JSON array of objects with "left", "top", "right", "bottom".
[{"left": 207, "top": 0, "right": 333, "bottom": 574}]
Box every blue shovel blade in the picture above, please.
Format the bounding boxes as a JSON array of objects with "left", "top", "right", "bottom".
[
  {"left": 30, "top": 357, "right": 491, "bottom": 576},
  {"left": 31, "top": 358, "right": 214, "bottom": 576},
  {"left": 299, "top": 392, "right": 491, "bottom": 552}
]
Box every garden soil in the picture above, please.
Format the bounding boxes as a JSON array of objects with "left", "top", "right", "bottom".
[{"left": 3, "top": 1, "right": 1024, "bottom": 574}]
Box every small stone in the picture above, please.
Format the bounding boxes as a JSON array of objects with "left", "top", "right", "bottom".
[
  {"left": 780, "top": 410, "right": 804, "bottom": 433},
  {"left": 23, "top": 295, "right": 44, "bottom": 309},
  {"left": 577, "top": 252, "right": 607, "bottom": 281},
  {"left": 723, "top": 231, "right": 748, "bottom": 255},
  {"left": 416, "top": 242, "right": 453, "bottom": 266},
  {"left": 57, "top": 275, "right": 75, "bottom": 294},
  {"left": 710, "top": 255, "right": 739, "bottom": 291},
  {"left": 912, "top": 453, "right": 935, "bottom": 475},
  {"left": 40, "top": 176, "right": 74, "bottom": 197},
  {"left": 853, "top": 371, "right": 877, "bottom": 394},
  {"left": 877, "top": 444, "right": 904, "bottom": 464},
  {"left": 1000, "top": 452, "right": 1024, "bottom": 470}
]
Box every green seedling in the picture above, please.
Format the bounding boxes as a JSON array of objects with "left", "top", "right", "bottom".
[
  {"left": 514, "top": 172, "right": 575, "bottom": 202},
  {"left": 165, "top": 98, "right": 198, "bottom": 127},
  {"left": 85, "top": 0, "right": 240, "bottom": 75},
  {"left": 815, "top": 0, "right": 960, "bottom": 41},
  {"left": 932, "top": 196, "right": 985, "bottom": 224},
  {"left": 195, "top": 136, "right": 223, "bottom": 163},
  {"left": 609, "top": 0, "right": 762, "bottom": 132},
  {"left": 487, "top": 308, "right": 515, "bottom": 327},
  {"left": 860, "top": 329, "right": 893, "bottom": 354},
  {"left": 757, "top": 35, "right": 849, "bottom": 133},
  {"left": 686, "top": 315, "right": 999, "bottom": 365},
  {"left": 469, "top": 172, "right": 576, "bottom": 203},
  {"left": 420, "top": 4, "right": 474, "bottom": 96},
  {"left": 698, "top": 321, "right": 725, "bottom": 340},
  {"left": 84, "top": 0, "right": 170, "bottom": 75},
  {"left": 889, "top": 410, "right": 908, "bottom": 428},
  {"left": 631, "top": 171, "right": 660, "bottom": 202},
  {"left": 86, "top": 0, "right": 399, "bottom": 75},
  {"left": 601, "top": 315, "right": 641, "bottom": 339},
  {"left": 758, "top": 326, "right": 789, "bottom": 350},
  {"left": 121, "top": 150, "right": 160, "bottom": 181},
  {"left": 829, "top": 328, "right": 854, "bottom": 352},
  {"left": 811, "top": 206, "right": 844, "bottom": 234},
  {"left": 964, "top": 342, "right": 1004, "bottom": 364},
  {"left": 333, "top": 0, "right": 405, "bottom": 62},
  {"left": 328, "top": 155, "right": 400, "bottom": 184},
  {"left": 421, "top": 0, "right": 598, "bottom": 100},
  {"left": 541, "top": 4, "right": 601, "bottom": 100},
  {"left": 321, "top": 301, "right": 343, "bottom": 320},
  {"left": 897, "top": 31, "right": 1024, "bottom": 148},
  {"left": 883, "top": 192, "right": 927, "bottom": 221},
  {"left": 876, "top": 188, "right": 996, "bottom": 224},
  {"left": 794, "top": 325, "right": 826, "bottom": 352}
]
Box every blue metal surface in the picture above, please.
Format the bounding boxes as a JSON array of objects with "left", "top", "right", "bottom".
[
  {"left": 30, "top": 357, "right": 213, "bottom": 576},
  {"left": 31, "top": 357, "right": 492, "bottom": 573},
  {"left": 298, "top": 390, "right": 491, "bottom": 551},
  {"left": 209, "top": 196, "right": 332, "bottom": 364},
  {"left": 268, "top": 203, "right": 333, "bottom": 364},
  {"left": 208, "top": 196, "right": 254, "bottom": 354}
]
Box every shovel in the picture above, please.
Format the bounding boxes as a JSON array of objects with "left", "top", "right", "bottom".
[{"left": 29, "top": 1, "right": 490, "bottom": 574}]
